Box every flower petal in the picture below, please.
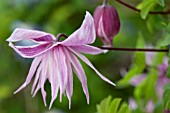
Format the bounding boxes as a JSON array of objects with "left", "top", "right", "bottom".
[
  {"left": 61, "top": 11, "right": 95, "bottom": 46},
  {"left": 9, "top": 42, "right": 52, "bottom": 58},
  {"left": 14, "top": 56, "right": 42, "bottom": 94},
  {"left": 40, "top": 54, "right": 48, "bottom": 106},
  {"left": 63, "top": 47, "right": 73, "bottom": 109},
  {"left": 49, "top": 50, "right": 60, "bottom": 109},
  {"left": 69, "top": 45, "right": 107, "bottom": 55},
  {"left": 54, "top": 46, "right": 68, "bottom": 102},
  {"left": 7, "top": 28, "right": 55, "bottom": 42},
  {"left": 69, "top": 48, "right": 116, "bottom": 86},
  {"left": 65, "top": 47, "right": 89, "bottom": 104},
  {"left": 31, "top": 59, "right": 43, "bottom": 95}
]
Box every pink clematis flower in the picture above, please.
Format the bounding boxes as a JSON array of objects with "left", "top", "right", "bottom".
[{"left": 7, "top": 12, "right": 115, "bottom": 109}]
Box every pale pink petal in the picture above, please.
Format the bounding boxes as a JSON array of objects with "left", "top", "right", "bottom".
[
  {"left": 63, "top": 47, "right": 73, "bottom": 109},
  {"left": 9, "top": 42, "right": 52, "bottom": 58},
  {"left": 145, "top": 101, "right": 154, "bottom": 113},
  {"left": 31, "top": 60, "right": 43, "bottom": 94},
  {"left": 69, "top": 47, "right": 115, "bottom": 86},
  {"left": 61, "top": 12, "right": 95, "bottom": 46},
  {"left": 14, "top": 56, "right": 42, "bottom": 94},
  {"left": 129, "top": 98, "right": 137, "bottom": 110},
  {"left": 69, "top": 45, "right": 107, "bottom": 55},
  {"left": 130, "top": 74, "right": 146, "bottom": 86},
  {"left": 7, "top": 28, "right": 55, "bottom": 42},
  {"left": 54, "top": 47, "right": 68, "bottom": 102},
  {"left": 65, "top": 47, "right": 89, "bottom": 104},
  {"left": 32, "top": 56, "right": 46, "bottom": 97},
  {"left": 40, "top": 55, "right": 48, "bottom": 106},
  {"left": 49, "top": 49, "right": 59, "bottom": 109}
]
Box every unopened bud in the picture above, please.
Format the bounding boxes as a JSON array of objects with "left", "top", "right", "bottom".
[{"left": 93, "top": 3, "right": 120, "bottom": 46}]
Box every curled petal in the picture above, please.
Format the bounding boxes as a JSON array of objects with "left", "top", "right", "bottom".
[
  {"left": 69, "top": 47, "right": 115, "bottom": 86},
  {"left": 61, "top": 11, "right": 96, "bottom": 46},
  {"left": 7, "top": 28, "right": 55, "bottom": 42},
  {"left": 9, "top": 42, "right": 52, "bottom": 58},
  {"left": 14, "top": 56, "right": 42, "bottom": 94},
  {"left": 69, "top": 45, "right": 107, "bottom": 55},
  {"left": 65, "top": 47, "right": 89, "bottom": 104}
]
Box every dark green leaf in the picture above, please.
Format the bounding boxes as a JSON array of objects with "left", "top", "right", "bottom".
[
  {"left": 163, "top": 83, "right": 170, "bottom": 110},
  {"left": 166, "top": 50, "right": 170, "bottom": 78},
  {"left": 156, "top": 0, "right": 165, "bottom": 7}
]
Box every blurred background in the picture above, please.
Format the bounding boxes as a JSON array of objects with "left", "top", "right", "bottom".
[{"left": 0, "top": 0, "right": 170, "bottom": 113}]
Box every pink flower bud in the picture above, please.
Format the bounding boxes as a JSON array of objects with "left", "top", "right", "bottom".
[{"left": 93, "top": 3, "right": 120, "bottom": 46}]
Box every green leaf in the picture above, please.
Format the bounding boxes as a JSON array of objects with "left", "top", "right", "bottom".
[
  {"left": 137, "top": 0, "right": 156, "bottom": 19},
  {"left": 117, "top": 66, "right": 142, "bottom": 87},
  {"left": 97, "top": 96, "right": 131, "bottom": 113},
  {"left": 166, "top": 50, "right": 170, "bottom": 78},
  {"left": 117, "top": 33, "right": 145, "bottom": 87},
  {"left": 118, "top": 103, "right": 131, "bottom": 113},
  {"left": 160, "top": 33, "right": 170, "bottom": 47},
  {"left": 160, "top": 23, "right": 170, "bottom": 46},
  {"left": 167, "top": 23, "right": 170, "bottom": 33},
  {"left": 163, "top": 83, "right": 170, "bottom": 110},
  {"left": 134, "top": 33, "right": 146, "bottom": 68},
  {"left": 108, "top": 98, "right": 122, "bottom": 113},
  {"left": 134, "top": 52, "right": 165, "bottom": 105},
  {"left": 156, "top": 0, "right": 165, "bottom": 7},
  {"left": 97, "top": 96, "right": 112, "bottom": 113}
]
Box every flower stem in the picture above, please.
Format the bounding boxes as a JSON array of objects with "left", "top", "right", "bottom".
[
  {"left": 55, "top": 34, "right": 168, "bottom": 53},
  {"left": 103, "top": 0, "right": 107, "bottom": 5},
  {"left": 115, "top": 0, "right": 170, "bottom": 15},
  {"left": 56, "top": 33, "right": 68, "bottom": 41},
  {"left": 97, "top": 46, "right": 169, "bottom": 52}
]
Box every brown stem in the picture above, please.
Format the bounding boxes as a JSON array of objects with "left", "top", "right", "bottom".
[
  {"left": 103, "top": 0, "right": 108, "bottom": 5},
  {"left": 56, "top": 33, "right": 68, "bottom": 41},
  {"left": 115, "top": 0, "right": 170, "bottom": 15},
  {"left": 97, "top": 46, "right": 169, "bottom": 52},
  {"left": 55, "top": 34, "right": 168, "bottom": 52}
]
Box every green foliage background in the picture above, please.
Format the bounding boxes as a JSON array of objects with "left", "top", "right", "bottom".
[{"left": 0, "top": 0, "right": 170, "bottom": 113}]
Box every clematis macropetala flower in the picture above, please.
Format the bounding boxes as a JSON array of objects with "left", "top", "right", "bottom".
[{"left": 7, "top": 12, "right": 115, "bottom": 109}]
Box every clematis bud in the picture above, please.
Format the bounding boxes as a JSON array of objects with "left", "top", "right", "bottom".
[{"left": 93, "top": 1, "right": 120, "bottom": 46}]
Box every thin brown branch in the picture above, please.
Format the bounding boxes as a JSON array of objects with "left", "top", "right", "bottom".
[
  {"left": 97, "top": 46, "right": 169, "bottom": 52},
  {"left": 115, "top": 0, "right": 170, "bottom": 15}
]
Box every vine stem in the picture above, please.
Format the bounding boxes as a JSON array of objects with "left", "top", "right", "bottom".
[
  {"left": 55, "top": 34, "right": 168, "bottom": 52},
  {"left": 97, "top": 46, "right": 169, "bottom": 52},
  {"left": 103, "top": 0, "right": 107, "bottom": 5},
  {"left": 115, "top": 0, "right": 170, "bottom": 15}
]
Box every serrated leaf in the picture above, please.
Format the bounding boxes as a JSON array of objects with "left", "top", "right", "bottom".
[
  {"left": 156, "top": 0, "right": 165, "bottom": 7},
  {"left": 137, "top": 0, "right": 156, "bottom": 19},
  {"left": 108, "top": 98, "right": 122, "bottom": 113},
  {"left": 118, "top": 103, "right": 131, "bottom": 113},
  {"left": 97, "top": 96, "right": 131, "bottom": 113},
  {"left": 97, "top": 96, "right": 112, "bottom": 113}
]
